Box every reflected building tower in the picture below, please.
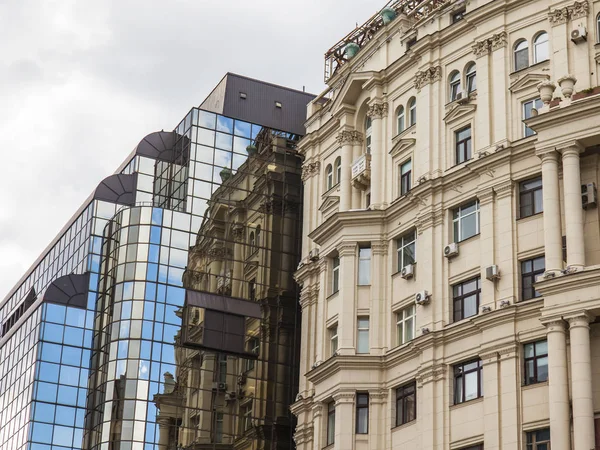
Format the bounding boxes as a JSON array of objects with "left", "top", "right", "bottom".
[{"left": 0, "top": 73, "right": 312, "bottom": 450}]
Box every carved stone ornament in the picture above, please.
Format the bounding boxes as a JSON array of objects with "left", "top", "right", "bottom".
[
  {"left": 232, "top": 224, "right": 245, "bottom": 242},
  {"left": 414, "top": 66, "right": 442, "bottom": 91},
  {"left": 549, "top": 6, "right": 570, "bottom": 25},
  {"left": 336, "top": 130, "right": 364, "bottom": 145},
  {"left": 472, "top": 39, "right": 491, "bottom": 58},
  {"left": 366, "top": 102, "right": 389, "bottom": 119},
  {"left": 548, "top": 2, "right": 589, "bottom": 25},
  {"left": 489, "top": 31, "right": 508, "bottom": 51},
  {"left": 472, "top": 31, "right": 507, "bottom": 57},
  {"left": 301, "top": 161, "right": 320, "bottom": 182},
  {"left": 570, "top": 0, "right": 589, "bottom": 19}
]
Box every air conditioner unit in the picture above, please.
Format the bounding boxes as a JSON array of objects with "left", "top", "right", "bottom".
[
  {"left": 571, "top": 26, "right": 587, "bottom": 43},
  {"left": 444, "top": 243, "right": 459, "bottom": 258},
  {"left": 455, "top": 92, "right": 463, "bottom": 101},
  {"left": 225, "top": 391, "right": 237, "bottom": 402},
  {"left": 485, "top": 265, "right": 500, "bottom": 281},
  {"left": 401, "top": 264, "right": 415, "bottom": 279},
  {"left": 415, "top": 290, "right": 430, "bottom": 305},
  {"left": 213, "top": 382, "right": 227, "bottom": 391},
  {"left": 309, "top": 248, "right": 320, "bottom": 261},
  {"left": 582, "top": 183, "right": 597, "bottom": 209}
]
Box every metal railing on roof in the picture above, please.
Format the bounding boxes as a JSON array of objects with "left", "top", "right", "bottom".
[{"left": 324, "top": 0, "right": 454, "bottom": 82}]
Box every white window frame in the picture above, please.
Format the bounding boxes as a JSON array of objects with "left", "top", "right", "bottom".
[
  {"left": 365, "top": 116, "right": 372, "bottom": 154},
  {"left": 399, "top": 159, "right": 412, "bottom": 196},
  {"left": 329, "top": 325, "right": 338, "bottom": 355},
  {"left": 357, "top": 316, "right": 370, "bottom": 354},
  {"left": 326, "top": 164, "right": 333, "bottom": 190},
  {"left": 453, "top": 200, "right": 480, "bottom": 242},
  {"left": 408, "top": 98, "right": 416, "bottom": 126},
  {"left": 357, "top": 246, "right": 371, "bottom": 286},
  {"left": 397, "top": 106, "right": 405, "bottom": 134},
  {"left": 334, "top": 157, "right": 341, "bottom": 185},
  {"left": 396, "top": 304, "right": 416, "bottom": 346},
  {"left": 449, "top": 71, "right": 462, "bottom": 101},
  {"left": 522, "top": 98, "right": 543, "bottom": 137},
  {"left": 242, "top": 401, "right": 253, "bottom": 431},
  {"left": 514, "top": 40, "right": 529, "bottom": 71},
  {"left": 332, "top": 256, "right": 340, "bottom": 294},
  {"left": 397, "top": 230, "right": 416, "bottom": 269},
  {"left": 533, "top": 32, "right": 549, "bottom": 64},
  {"left": 465, "top": 63, "right": 476, "bottom": 93}
]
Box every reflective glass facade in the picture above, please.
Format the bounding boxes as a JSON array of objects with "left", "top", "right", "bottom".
[{"left": 1, "top": 85, "right": 306, "bottom": 450}]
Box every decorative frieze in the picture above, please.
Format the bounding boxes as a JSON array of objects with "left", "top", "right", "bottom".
[
  {"left": 549, "top": 1, "right": 588, "bottom": 25},
  {"left": 414, "top": 66, "right": 442, "bottom": 91},
  {"left": 366, "top": 102, "right": 389, "bottom": 119},
  {"left": 336, "top": 130, "right": 364, "bottom": 145},
  {"left": 472, "top": 31, "right": 507, "bottom": 57},
  {"left": 301, "top": 161, "right": 321, "bottom": 182}
]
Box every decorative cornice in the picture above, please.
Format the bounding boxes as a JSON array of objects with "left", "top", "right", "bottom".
[
  {"left": 336, "top": 130, "right": 364, "bottom": 146},
  {"left": 312, "top": 403, "right": 324, "bottom": 418},
  {"left": 232, "top": 224, "right": 245, "bottom": 242},
  {"left": 549, "top": 6, "right": 570, "bottom": 25},
  {"left": 477, "top": 187, "right": 495, "bottom": 206},
  {"left": 337, "top": 242, "right": 357, "bottom": 257},
  {"left": 549, "top": 1, "right": 588, "bottom": 25},
  {"left": 472, "top": 39, "right": 491, "bottom": 58},
  {"left": 333, "top": 390, "right": 356, "bottom": 404},
  {"left": 489, "top": 31, "right": 508, "bottom": 51},
  {"left": 541, "top": 318, "right": 567, "bottom": 333},
  {"left": 366, "top": 102, "right": 389, "bottom": 119},
  {"left": 416, "top": 364, "right": 446, "bottom": 386},
  {"left": 571, "top": 0, "right": 589, "bottom": 19},
  {"left": 493, "top": 181, "right": 514, "bottom": 199},
  {"left": 414, "top": 66, "right": 442, "bottom": 91},
  {"left": 371, "top": 240, "right": 388, "bottom": 256},
  {"left": 472, "top": 31, "right": 507, "bottom": 57},
  {"left": 301, "top": 161, "right": 321, "bottom": 182}
]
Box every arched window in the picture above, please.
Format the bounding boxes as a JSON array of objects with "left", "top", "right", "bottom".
[
  {"left": 465, "top": 63, "right": 476, "bottom": 93},
  {"left": 334, "top": 157, "right": 341, "bottom": 184},
  {"left": 326, "top": 164, "right": 333, "bottom": 190},
  {"left": 365, "top": 116, "right": 372, "bottom": 154},
  {"left": 597, "top": 13, "right": 600, "bottom": 43},
  {"left": 249, "top": 232, "right": 255, "bottom": 252},
  {"left": 533, "top": 32, "right": 549, "bottom": 63},
  {"left": 255, "top": 226, "right": 261, "bottom": 248},
  {"left": 397, "top": 106, "right": 405, "bottom": 134},
  {"left": 449, "top": 71, "right": 461, "bottom": 101},
  {"left": 514, "top": 40, "right": 529, "bottom": 71},
  {"left": 408, "top": 98, "right": 416, "bottom": 126}
]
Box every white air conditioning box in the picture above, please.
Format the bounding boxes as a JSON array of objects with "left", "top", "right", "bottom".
[
  {"left": 571, "top": 26, "right": 587, "bottom": 43},
  {"left": 415, "top": 290, "right": 430, "bottom": 305},
  {"left": 485, "top": 265, "right": 500, "bottom": 281},
  {"left": 444, "top": 243, "right": 459, "bottom": 258},
  {"left": 582, "top": 183, "right": 597, "bottom": 209},
  {"left": 401, "top": 264, "right": 415, "bottom": 279}
]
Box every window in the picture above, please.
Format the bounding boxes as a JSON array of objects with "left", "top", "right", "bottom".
[
  {"left": 408, "top": 98, "right": 416, "bottom": 126},
  {"left": 357, "top": 246, "right": 371, "bottom": 285},
  {"left": 357, "top": 317, "right": 369, "bottom": 354},
  {"left": 249, "top": 231, "right": 255, "bottom": 253},
  {"left": 397, "top": 230, "right": 416, "bottom": 270},
  {"left": 241, "top": 402, "right": 253, "bottom": 431},
  {"left": 449, "top": 71, "right": 462, "bottom": 101},
  {"left": 597, "top": 13, "right": 600, "bottom": 43},
  {"left": 395, "top": 382, "right": 416, "bottom": 426},
  {"left": 326, "top": 164, "right": 333, "bottom": 190},
  {"left": 514, "top": 40, "right": 529, "bottom": 71},
  {"left": 255, "top": 225, "right": 261, "bottom": 248},
  {"left": 533, "top": 32, "right": 549, "bottom": 63},
  {"left": 355, "top": 393, "right": 369, "bottom": 434},
  {"left": 526, "top": 428, "right": 550, "bottom": 449},
  {"left": 327, "top": 402, "right": 335, "bottom": 445},
  {"left": 249, "top": 279, "right": 256, "bottom": 302},
  {"left": 454, "top": 359, "right": 483, "bottom": 404},
  {"left": 465, "top": 63, "right": 476, "bottom": 93},
  {"left": 453, "top": 277, "right": 481, "bottom": 322},
  {"left": 399, "top": 160, "right": 412, "bottom": 196},
  {"left": 524, "top": 340, "right": 548, "bottom": 385},
  {"left": 334, "top": 156, "right": 341, "bottom": 185},
  {"left": 397, "top": 106, "right": 405, "bottom": 134},
  {"left": 332, "top": 256, "right": 340, "bottom": 294},
  {"left": 455, "top": 126, "right": 472, "bottom": 164},
  {"left": 217, "top": 353, "right": 227, "bottom": 383},
  {"left": 521, "top": 256, "right": 545, "bottom": 301},
  {"left": 452, "top": 8, "right": 465, "bottom": 23},
  {"left": 396, "top": 304, "right": 415, "bottom": 346},
  {"left": 453, "top": 200, "right": 480, "bottom": 242},
  {"left": 365, "top": 116, "right": 372, "bottom": 154},
  {"left": 406, "top": 37, "right": 417, "bottom": 50},
  {"left": 245, "top": 337, "right": 259, "bottom": 371},
  {"left": 523, "top": 98, "right": 543, "bottom": 137},
  {"left": 519, "top": 177, "right": 543, "bottom": 217},
  {"left": 329, "top": 325, "right": 338, "bottom": 355}
]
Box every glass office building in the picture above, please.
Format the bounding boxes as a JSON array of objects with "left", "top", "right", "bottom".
[{"left": 0, "top": 73, "right": 313, "bottom": 450}]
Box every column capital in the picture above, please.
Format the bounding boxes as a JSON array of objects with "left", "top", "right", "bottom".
[
  {"left": 414, "top": 66, "right": 442, "bottom": 91},
  {"left": 232, "top": 223, "right": 245, "bottom": 242},
  {"left": 337, "top": 242, "right": 357, "bottom": 257},
  {"left": 301, "top": 160, "right": 321, "bottom": 182},
  {"left": 566, "top": 311, "right": 595, "bottom": 328},
  {"left": 493, "top": 180, "right": 514, "bottom": 199},
  {"left": 336, "top": 129, "right": 363, "bottom": 146},
  {"left": 156, "top": 416, "right": 172, "bottom": 427},
  {"left": 541, "top": 317, "right": 567, "bottom": 332},
  {"left": 477, "top": 187, "right": 495, "bottom": 205},
  {"left": 312, "top": 403, "right": 324, "bottom": 418},
  {"left": 333, "top": 390, "right": 356, "bottom": 404},
  {"left": 472, "top": 39, "right": 491, "bottom": 58},
  {"left": 537, "top": 149, "right": 560, "bottom": 162},
  {"left": 371, "top": 240, "right": 388, "bottom": 256},
  {"left": 558, "top": 140, "right": 584, "bottom": 157},
  {"left": 366, "top": 102, "right": 389, "bottom": 119},
  {"left": 369, "top": 389, "right": 388, "bottom": 403},
  {"left": 489, "top": 31, "right": 508, "bottom": 51}
]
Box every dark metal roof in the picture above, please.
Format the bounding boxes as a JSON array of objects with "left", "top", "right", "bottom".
[
  {"left": 93, "top": 173, "right": 138, "bottom": 206},
  {"left": 200, "top": 73, "right": 315, "bottom": 136},
  {"left": 43, "top": 273, "right": 90, "bottom": 310}
]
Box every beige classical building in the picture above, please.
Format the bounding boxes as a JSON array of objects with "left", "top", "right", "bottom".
[{"left": 292, "top": 0, "right": 600, "bottom": 449}]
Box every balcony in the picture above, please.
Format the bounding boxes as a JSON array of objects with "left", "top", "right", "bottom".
[{"left": 351, "top": 154, "right": 371, "bottom": 190}]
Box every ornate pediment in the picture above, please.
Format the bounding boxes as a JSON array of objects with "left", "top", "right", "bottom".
[
  {"left": 389, "top": 138, "right": 416, "bottom": 159},
  {"left": 509, "top": 73, "right": 550, "bottom": 93},
  {"left": 330, "top": 71, "right": 378, "bottom": 110},
  {"left": 443, "top": 102, "right": 477, "bottom": 124},
  {"left": 319, "top": 195, "right": 340, "bottom": 213}
]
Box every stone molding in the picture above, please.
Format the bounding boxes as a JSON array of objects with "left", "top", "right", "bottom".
[
  {"left": 477, "top": 187, "right": 495, "bottom": 205},
  {"left": 417, "top": 364, "right": 446, "bottom": 386},
  {"left": 549, "top": 1, "right": 588, "bottom": 25},
  {"left": 414, "top": 66, "right": 442, "bottom": 91},
  {"left": 333, "top": 390, "right": 356, "bottom": 404},
  {"left": 490, "top": 31, "right": 508, "bottom": 51},
  {"left": 366, "top": 102, "right": 389, "bottom": 119},
  {"left": 369, "top": 389, "right": 387, "bottom": 402},
  {"left": 472, "top": 39, "right": 491, "bottom": 58},
  {"left": 493, "top": 181, "right": 514, "bottom": 199},
  {"left": 302, "top": 161, "right": 321, "bottom": 182},
  {"left": 336, "top": 130, "right": 364, "bottom": 145},
  {"left": 312, "top": 403, "right": 324, "bottom": 418},
  {"left": 372, "top": 240, "right": 389, "bottom": 256},
  {"left": 566, "top": 311, "right": 594, "bottom": 329},
  {"left": 542, "top": 318, "right": 567, "bottom": 333},
  {"left": 338, "top": 242, "right": 357, "bottom": 257},
  {"left": 471, "top": 32, "right": 507, "bottom": 57}
]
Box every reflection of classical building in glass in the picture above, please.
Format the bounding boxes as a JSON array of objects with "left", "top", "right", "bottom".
[
  {"left": 154, "top": 113, "right": 305, "bottom": 449},
  {"left": 0, "top": 73, "right": 312, "bottom": 450}
]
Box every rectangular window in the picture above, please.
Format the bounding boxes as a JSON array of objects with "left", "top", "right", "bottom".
[
  {"left": 453, "top": 200, "right": 480, "bottom": 242},
  {"left": 526, "top": 428, "right": 550, "bottom": 449},
  {"left": 397, "top": 230, "right": 416, "bottom": 270},
  {"left": 327, "top": 402, "right": 335, "bottom": 445},
  {"left": 357, "top": 247, "right": 371, "bottom": 285},
  {"left": 454, "top": 359, "right": 483, "bottom": 404},
  {"left": 241, "top": 402, "right": 253, "bottom": 431},
  {"left": 329, "top": 325, "right": 338, "bottom": 356},
  {"left": 357, "top": 317, "right": 370, "bottom": 354},
  {"left": 245, "top": 337, "right": 259, "bottom": 371},
  {"left": 519, "top": 177, "right": 543, "bottom": 218},
  {"left": 453, "top": 277, "right": 481, "bottom": 322},
  {"left": 396, "top": 305, "right": 415, "bottom": 346},
  {"left": 521, "top": 256, "right": 545, "bottom": 301},
  {"left": 455, "top": 126, "right": 472, "bottom": 164},
  {"left": 332, "top": 256, "right": 340, "bottom": 294},
  {"left": 249, "top": 279, "right": 256, "bottom": 302},
  {"left": 523, "top": 98, "right": 544, "bottom": 137},
  {"left": 217, "top": 353, "right": 227, "bottom": 383},
  {"left": 524, "top": 340, "right": 548, "bottom": 385},
  {"left": 395, "top": 382, "right": 416, "bottom": 426},
  {"left": 400, "top": 160, "right": 412, "bottom": 196},
  {"left": 355, "top": 393, "right": 369, "bottom": 434}
]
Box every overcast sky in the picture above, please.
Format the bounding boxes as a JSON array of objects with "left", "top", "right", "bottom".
[{"left": 0, "top": 0, "right": 379, "bottom": 298}]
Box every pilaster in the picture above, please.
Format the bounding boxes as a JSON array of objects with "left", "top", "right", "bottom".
[
  {"left": 560, "top": 142, "right": 585, "bottom": 269},
  {"left": 333, "top": 391, "right": 355, "bottom": 449},
  {"left": 538, "top": 150, "right": 563, "bottom": 272},
  {"left": 338, "top": 242, "right": 357, "bottom": 355},
  {"left": 367, "top": 102, "right": 389, "bottom": 210}
]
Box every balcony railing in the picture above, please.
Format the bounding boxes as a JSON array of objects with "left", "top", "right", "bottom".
[{"left": 351, "top": 154, "right": 371, "bottom": 190}]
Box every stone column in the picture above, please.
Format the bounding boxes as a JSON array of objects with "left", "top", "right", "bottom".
[
  {"left": 312, "top": 404, "right": 324, "bottom": 449},
  {"left": 561, "top": 143, "right": 585, "bottom": 269},
  {"left": 369, "top": 390, "right": 387, "bottom": 450},
  {"left": 333, "top": 391, "right": 355, "bottom": 449},
  {"left": 337, "top": 130, "right": 355, "bottom": 211},
  {"left": 499, "top": 346, "right": 519, "bottom": 449},
  {"left": 338, "top": 243, "right": 357, "bottom": 355},
  {"left": 494, "top": 182, "right": 515, "bottom": 304},
  {"left": 298, "top": 287, "right": 313, "bottom": 394},
  {"left": 490, "top": 32, "right": 508, "bottom": 144},
  {"left": 316, "top": 259, "right": 328, "bottom": 362},
  {"left": 370, "top": 241, "right": 387, "bottom": 354},
  {"left": 539, "top": 151, "right": 563, "bottom": 272},
  {"left": 568, "top": 312, "right": 595, "bottom": 450},
  {"left": 548, "top": 8, "right": 570, "bottom": 80},
  {"left": 367, "top": 102, "right": 388, "bottom": 209},
  {"left": 157, "top": 417, "right": 171, "bottom": 450},
  {"left": 481, "top": 351, "right": 500, "bottom": 450},
  {"left": 472, "top": 39, "right": 491, "bottom": 149},
  {"left": 231, "top": 224, "right": 245, "bottom": 298},
  {"left": 543, "top": 319, "right": 571, "bottom": 449}
]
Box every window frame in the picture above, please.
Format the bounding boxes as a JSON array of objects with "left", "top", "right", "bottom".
[
  {"left": 400, "top": 159, "right": 412, "bottom": 196},
  {"left": 519, "top": 176, "right": 543, "bottom": 218},
  {"left": 453, "top": 359, "right": 483, "bottom": 404},
  {"left": 597, "top": 13, "right": 600, "bottom": 43},
  {"left": 241, "top": 401, "right": 253, "bottom": 432},
  {"left": 244, "top": 337, "right": 260, "bottom": 372},
  {"left": 514, "top": 39, "right": 529, "bottom": 71},
  {"left": 396, "top": 304, "right": 416, "bottom": 346},
  {"left": 455, "top": 125, "right": 472, "bottom": 165},
  {"left": 524, "top": 340, "right": 548, "bottom": 385},
  {"left": 334, "top": 157, "right": 341, "bottom": 185},
  {"left": 329, "top": 324, "right": 338, "bottom": 355},
  {"left": 332, "top": 256, "right": 340, "bottom": 294},
  {"left": 408, "top": 98, "right": 417, "bottom": 127},
  {"left": 522, "top": 98, "right": 543, "bottom": 137},
  {"left": 452, "top": 200, "right": 480, "bottom": 242},
  {"left": 356, "top": 316, "right": 370, "bottom": 354},
  {"left": 526, "top": 428, "right": 551, "bottom": 449},
  {"left": 397, "top": 106, "right": 405, "bottom": 135},
  {"left": 453, "top": 277, "right": 482, "bottom": 322},
  {"left": 327, "top": 401, "right": 336, "bottom": 445},
  {"left": 395, "top": 382, "right": 416, "bottom": 426},
  {"left": 365, "top": 116, "right": 372, "bottom": 154},
  {"left": 449, "top": 71, "right": 462, "bottom": 102},
  {"left": 326, "top": 164, "right": 333, "bottom": 190},
  {"left": 465, "top": 63, "right": 476, "bottom": 93},
  {"left": 521, "top": 256, "right": 545, "bottom": 301},
  {"left": 396, "top": 230, "right": 416, "bottom": 270},
  {"left": 533, "top": 32, "right": 549, "bottom": 64},
  {"left": 355, "top": 393, "right": 369, "bottom": 434},
  {"left": 357, "top": 246, "right": 371, "bottom": 286}
]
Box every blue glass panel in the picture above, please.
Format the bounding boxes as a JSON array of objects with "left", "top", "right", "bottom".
[
  {"left": 87, "top": 292, "right": 97, "bottom": 311},
  {"left": 52, "top": 425, "right": 73, "bottom": 446},
  {"left": 143, "top": 302, "right": 154, "bottom": 320},
  {"left": 45, "top": 304, "right": 66, "bottom": 324},
  {"left": 89, "top": 273, "right": 99, "bottom": 291},
  {"left": 151, "top": 208, "right": 163, "bottom": 225},
  {"left": 152, "top": 342, "right": 162, "bottom": 361},
  {"left": 158, "top": 265, "right": 168, "bottom": 283},
  {"left": 251, "top": 124, "right": 262, "bottom": 140},
  {"left": 120, "top": 321, "right": 130, "bottom": 338},
  {"left": 150, "top": 227, "right": 161, "bottom": 244},
  {"left": 82, "top": 349, "right": 91, "bottom": 366},
  {"left": 38, "top": 362, "right": 60, "bottom": 383},
  {"left": 59, "top": 366, "right": 80, "bottom": 386},
  {"left": 150, "top": 361, "right": 161, "bottom": 382},
  {"left": 91, "top": 236, "right": 102, "bottom": 254},
  {"left": 166, "top": 286, "right": 185, "bottom": 306},
  {"left": 73, "top": 427, "right": 84, "bottom": 447},
  {"left": 29, "top": 443, "right": 51, "bottom": 450},
  {"left": 157, "top": 284, "right": 167, "bottom": 302},
  {"left": 163, "top": 325, "right": 179, "bottom": 344},
  {"left": 154, "top": 304, "right": 164, "bottom": 322},
  {"left": 79, "top": 368, "right": 89, "bottom": 387},
  {"left": 198, "top": 109, "right": 216, "bottom": 129},
  {"left": 146, "top": 263, "right": 158, "bottom": 282},
  {"left": 77, "top": 388, "right": 87, "bottom": 407},
  {"left": 161, "top": 344, "right": 175, "bottom": 364},
  {"left": 121, "top": 301, "right": 132, "bottom": 320},
  {"left": 54, "top": 406, "right": 76, "bottom": 426},
  {"left": 142, "top": 321, "right": 153, "bottom": 340},
  {"left": 62, "top": 346, "right": 82, "bottom": 366},
  {"left": 57, "top": 385, "right": 78, "bottom": 406},
  {"left": 139, "top": 360, "right": 150, "bottom": 379},
  {"left": 118, "top": 341, "right": 128, "bottom": 359},
  {"left": 88, "top": 254, "right": 101, "bottom": 272},
  {"left": 75, "top": 408, "right": 85, "bottom": 427},
  {"left": 153, "top": 322, "right": 163, "bottom": 341},
  {"left": 145, "top": 283, "right": 157, "bottom": 301},
  {"left": 85, "top": 311, "right": 94, "bottom": 329},
  {"left": 41, "top": 343, "right": 62, "bottom": 363},
  {"left": 63, "top": 326, "right": 84, "bottom": 346},
  {"left": 167, "top": 267, "right": 184, "bottom": 286},
  {"left": 141, "top": 341, "right": 152, "bottom": 360},
  {"left": 164, "top": 305, "right": 179, "bottom": 325},
  {"left": 42, "top": 323, "right": 64, "bottom": 343},
  {"left": 33, "top": 402, "right": 56, "bottom": 423},
  {"left": 31, "top": 422, "right": 53, "bottom": 444},
  {"left": 83, "top": 330, "right": 93, "bottom": 347},
  {"left": 123, "top": 282, "right": 134, "bottom": 299},
  {"left": 148, "top": 245, "right": 160, "bottom": 264},
  {"left": 35, "top": 382, "right": 58, "bottom": 403},
  {"left": 234, "top": 120, "right": 252, "bottom": 138},
  {"left": 65, "top": 308, "right": 85, "bottom": 328},
  {"left": 216, "top": 115, "right": 234, "bottom": 134}
]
